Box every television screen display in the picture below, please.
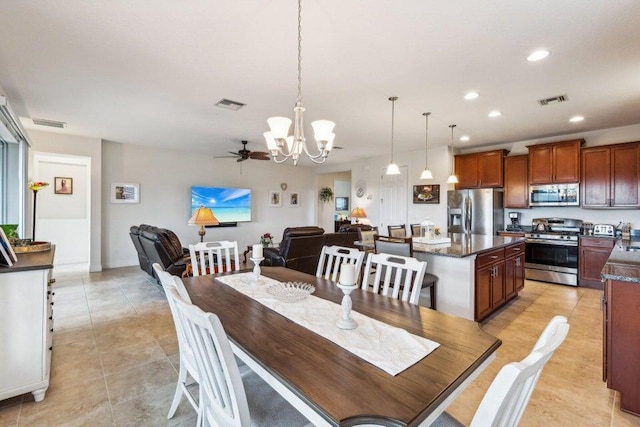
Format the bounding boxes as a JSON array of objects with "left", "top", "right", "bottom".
[
  {"left": 335, "top": 196, "right": 349, "bottom": 210},
  {"left": 191, "top": 186, "right": 251, "bottom": 223}
]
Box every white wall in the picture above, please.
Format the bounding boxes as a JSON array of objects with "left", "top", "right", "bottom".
[
  {"left": 102, "top": 141, "right": 316, "bottom": 268},
  {"left": 27, "top": 130, "right": 102, "bottom": 271}
]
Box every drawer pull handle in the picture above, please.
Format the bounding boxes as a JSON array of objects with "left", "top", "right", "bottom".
[
  {"left": 512, "top": 248, "right": 521, "bottom": 251},
  {"left": 48, "top": 278, "right": 56, "bottom": 285},
  {"left": 489, "top": 255, "right": 499, "bottom": 259},
  {"left": 49, "top": 346, "right": 53, "bottom": 351},
  {"left": 50, "top": 328, "right": 53, "bottom": 332},
  {"left": 48, "top": 316, "right": 52, "bottom": 320}
]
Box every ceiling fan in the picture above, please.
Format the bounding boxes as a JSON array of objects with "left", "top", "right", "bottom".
[{"left": 217, "top": 141, "right": 270, "bottom": 162}]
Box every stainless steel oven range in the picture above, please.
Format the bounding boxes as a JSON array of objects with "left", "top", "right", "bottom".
[{"left": 524, "top": 218, "right": 583, "bottom": 286}]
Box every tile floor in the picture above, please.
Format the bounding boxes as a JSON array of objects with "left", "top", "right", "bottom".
[{"left": 0, "top": 266, "right": 638, "bottom": 426}]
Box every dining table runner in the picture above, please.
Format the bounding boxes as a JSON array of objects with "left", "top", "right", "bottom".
[{"left": 216, "top": 272, "right": 440, "bottom": 376}]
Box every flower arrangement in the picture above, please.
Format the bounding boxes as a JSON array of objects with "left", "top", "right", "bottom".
[
  {"left": 260, "top": 232, "right": 273, "bottom": 247},
  {"left": 434, "top": 226, "right": 441, "bottom": 237},
  {"left": 28, "top": 181, "right": 49, "bottom": 191}
]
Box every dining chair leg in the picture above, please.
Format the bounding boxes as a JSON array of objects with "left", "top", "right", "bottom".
[
  {"left": 168, "top": 364, "right": 188, "bottom": 418},
  {"left": 430, "top": 285, "right": 436, "bottom": 310}
]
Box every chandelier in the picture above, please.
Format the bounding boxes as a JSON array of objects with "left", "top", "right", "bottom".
[{"left": 263, "top": 0, "right": 335, "bottom": 165}]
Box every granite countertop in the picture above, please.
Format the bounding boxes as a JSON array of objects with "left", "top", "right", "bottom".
[
  {"left": 414, "top": 233, "right": 524, "bottom": 258},
  {"left": 601, "top": 239, "right": 640, "bottom": 284},
  {"left": 0, "top": 247, "right": 55, "bottom": 273}
]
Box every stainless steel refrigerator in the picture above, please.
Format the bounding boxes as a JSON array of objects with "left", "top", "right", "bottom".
[{"left": 447, "top": 189, "right": 504, "bottom": 235}]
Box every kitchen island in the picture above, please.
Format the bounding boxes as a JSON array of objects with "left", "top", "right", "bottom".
[{"left": 413, "top": 233, "right": 525, "bottom": 321}]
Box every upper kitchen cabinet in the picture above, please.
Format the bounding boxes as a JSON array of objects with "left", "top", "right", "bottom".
[
  {"left": 504, "top": 155, "right": 529, "bottom": 208},
  {"left": 582, "top": 141, "right": 640, "bottom": 208},
  {"left": 455, "top": 149, "right": 509, "bottom": 189},
  {"left": 527, "top": 139, "right": 584, "bottom": 184}
]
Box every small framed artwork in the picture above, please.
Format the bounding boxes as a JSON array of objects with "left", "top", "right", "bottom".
[
  {"left": 269, "top": 190, "right": 282, "bottom": 207},
  {"left": 413, "top": 184, "right": 440, "bottom": 204},
  {"left": 111, "top": 183, "right": 140, "bottom": 204},
  {"left": 335, "top": 196, "right": 349, "bottom": 210},
  {"left": 54, "top": 177, "right": 73, "bottom": 195},
  {"left": 288, "top": 192, "right": 300, "bottom": 207}
]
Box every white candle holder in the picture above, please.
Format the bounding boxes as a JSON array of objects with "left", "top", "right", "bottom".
[
  {"left": 250, "top": 257, "right": 264, "bottom": 281},
  {"left": 336, "top": 282, "right": 358, "bottom": 330}
]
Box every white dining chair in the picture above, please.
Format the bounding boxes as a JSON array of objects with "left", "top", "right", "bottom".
[
  {"left": 167, "top": 286, "right": 311, "bottom": 427},
  {"left": 361, "top": 252, "right": 427, "bottom": 305},
  {"left": 433, "top": 315, "right": 570, "bottom": 427},
  {"left": 316, "top": 245, "right": 365, "bottom": 284},
  {"left": 152, "top": 263, "right": 200, "bottom": 423},
  {"left": 189, "top": 240, "right": 240, "bottom": 276}
]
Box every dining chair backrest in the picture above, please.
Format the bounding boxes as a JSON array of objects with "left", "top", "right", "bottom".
[
  {"left": 189, "top": 240, "right": 240, "bottom": 276},
  {"left": 387, "top": 224, "right": 407, "bottom": 238},
  {"left": 168, "top": 286, "right": 251, "bottom": 427},
  {"left": 410, "top": 224, "right": 421, "bottom": 237},
  {"left": 374, "top": 235, "right": 413, "bottom": 257},
  {"left": 152, "top": 263, "right": 200, "bottom": 420},
  {"left": 469, "top": 315, "right": 570, "bottom": 427},
  {"left": 316, "top": 245, "right": 365, "bottom": 283},
  {"left": 358, "top": 228, "right": 378, "bottom": 244},
  {"left": 361, "top": 252, "right": 426, "bottom": 305}
]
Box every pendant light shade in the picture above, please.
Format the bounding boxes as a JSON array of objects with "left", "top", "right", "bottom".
[
  {"left": 420, "top": 112, "right": 433, "bottom": 180},
  {"left": 386, "top": 96, "right": 401, "bottom": 175},
  {"left": 447, "top": 124, "right": 459, "bottom": 184}
]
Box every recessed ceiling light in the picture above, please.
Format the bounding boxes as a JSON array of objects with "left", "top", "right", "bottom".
[
  {"left": 460, "top": 135, "right": 470, "bottom": 142},
  {"left": 569, "top": 115, "right": 584, "bottom": 123},
  {"left": 488, "top": 111, "right": 502, "bottom": 118},
  {"left": 464, "top": 92, "right": 479, "bottom": 100},
  {"left": 527, "top": 50, "right": 550, "bottom": 62}
]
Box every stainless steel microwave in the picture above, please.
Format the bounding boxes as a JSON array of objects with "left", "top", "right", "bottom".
[{"left": 529, "top": 183, "right": 579, "bottom": 207}]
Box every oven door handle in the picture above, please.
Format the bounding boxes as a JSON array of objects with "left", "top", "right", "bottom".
[{"left": 524, "top": 239, "right": 578, "bottom": 247}]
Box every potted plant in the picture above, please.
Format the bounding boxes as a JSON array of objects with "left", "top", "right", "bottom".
[{"left": 319, "top": 187, "right": 334, "bottom": 203}]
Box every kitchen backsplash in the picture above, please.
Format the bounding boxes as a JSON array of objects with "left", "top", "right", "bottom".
[{"left": 504, "top": 207, "right": 637, "bottom": 229}]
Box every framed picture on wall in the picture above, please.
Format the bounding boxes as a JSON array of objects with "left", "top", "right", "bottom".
[
  {"left": 111, "top": 183, "right": 140, "bottom": 204},
  {"left": 269, "top": 190, "right": 282, "bottom": 207},
  {"left": 413, "top": 185, "right": 440, "bottom": 204},
  {"left": 335, "top": 196, "right": 349, "bottom": 210},
  {"left": 54, "top": 177, "right": 73, "bottom": 195},
  {"left": 288, "top": 192, "right": 300, "bottom": 207}
]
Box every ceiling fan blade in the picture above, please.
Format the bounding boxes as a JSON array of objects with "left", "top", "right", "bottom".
[
  {"left": 214, "top": 155, "right": 239, "bottom": 158},
  {"left": 237, "top": 157, "right": 248, "bottom": 162},
  {"left": 228, "top": 151, "right": 241, "bottom": 155},
  {"left": 248, "top": 151, "right": 270, "bottom": 159}
]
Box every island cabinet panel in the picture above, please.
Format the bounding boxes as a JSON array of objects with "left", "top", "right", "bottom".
[
  {"left": 505, "top": 242, "right": 525, "bottom": 295},
  {"left": 475, "top": 265, "right": 493, "bottom": 320},
  {"left": 504, "top": 155, "right": 529, "bottom": 208},
  {"left": 604, "top": 279, "right": 640, "bottom": 415},
  {"left": 475, "top": 243, "right": 523, "bottom": 321},
  {"left": 582, "top": 142, "right": 640, "bottom": 208},
  {"left": 579, "top": 237, "right": 615, "bottom": 289},
  {"left": 455, "top": 149, "right": 508, "bottom": 189},
  {"left": 528, "top": 139, "right": 583, "bottom": 184}
]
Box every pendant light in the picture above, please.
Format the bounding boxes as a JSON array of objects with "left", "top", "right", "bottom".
[
  {"left": 420, "top": 112, "right": 433, "bottom": 180},
  {"left": 446, "top": 124, "right": 459, "bottom": 184},
  {"left": 263, "top": 0, "right": 335, "bottom": 165},
  {"left": 385, "top": 96, "right": 400, "bottom": 175}
]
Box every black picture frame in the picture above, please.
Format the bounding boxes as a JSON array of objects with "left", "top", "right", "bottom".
[
  {"left": 413, "top": 185, "right": 440, "bottom": 204},
  {"left": 335, "top": 196, "right": 349, "bottom": 210}
]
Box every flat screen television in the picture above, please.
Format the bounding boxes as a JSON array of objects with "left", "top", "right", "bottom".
[
  {"left": 191, "top": 186, "right": 252, "bottom": 223},
  {"left": 335, "top": 196, "right": 349, "bottom": 210}
]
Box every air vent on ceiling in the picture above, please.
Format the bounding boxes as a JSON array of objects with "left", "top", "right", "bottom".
[
  {"left": 538, "top": 94, "right": 569, "bottom": 106},
  {"left": 215, "top": 99, "right": 246, "bottom": 111},
  {"left": 33, "top": 118, "right": 67, "bottom": 128}
]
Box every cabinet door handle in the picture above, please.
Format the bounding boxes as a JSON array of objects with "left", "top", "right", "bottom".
[
  {"left": 48, "top": 278, "right": 56, "bottom": 285},
  {"left": 512, "top": 247, "right": 521, "bottom": 251},
  {"left": 49, "top": 346, "right": 53, "bottom": 351},
  {"left": 489, "top": 255, "right": 499, "bottom": 259},
  {"left": 48, "top": 316, "right": 53, "bottom": 320}
]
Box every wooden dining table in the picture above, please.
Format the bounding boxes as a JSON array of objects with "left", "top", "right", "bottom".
[{"left": 182, "top": 266, "right": 501, "bottom": 426}]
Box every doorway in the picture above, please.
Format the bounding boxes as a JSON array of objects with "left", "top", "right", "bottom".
[
  {"left": 32, "top": 152, "right": 91, "bottom": 273},
  {"left": 380, "top": 165, "right": 407, "bottom": 234}
]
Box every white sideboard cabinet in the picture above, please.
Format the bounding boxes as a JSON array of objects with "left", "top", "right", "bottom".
[{"left": 0, "top": 248, "right": 55, "bottom": 403}]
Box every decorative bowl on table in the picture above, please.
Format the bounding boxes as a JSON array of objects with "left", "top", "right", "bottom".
[
  {"left": 12, "top": 241, "right": 52, "bottom": 253},
  {"left": 266, "top": 282, "right": 315, "bottom": 303}
]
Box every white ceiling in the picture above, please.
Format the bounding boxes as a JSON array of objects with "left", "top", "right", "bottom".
[{"left": 1, "top": 0, "right": 639, "bottom": 165}]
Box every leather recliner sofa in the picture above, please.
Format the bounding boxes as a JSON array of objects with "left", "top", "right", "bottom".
[
  {"left": 129, "top": 224, "right": 190, "bottom": 281},
  {"left": 262, "top": 226, "right": 359, "bottom": 274}
]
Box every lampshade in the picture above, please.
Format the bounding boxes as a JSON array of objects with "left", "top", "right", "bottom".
[
  {"left": 386, "top": 162, "right": 401, "bottom": 175},
  {"left": 447, "top": 174, "right": 459, "bottom": 184},
  {"left": 350, "top": 207, "right": 367, "bottom": 223},
  {"left": 385, "top": 96, "right": 400, "bottom": 175},
  {"left": 420, "top": 112, "right": 433, "bottom": 180},
  {"left": 267, "top": 117, "right": 292, "bottom": 140},
  {"left": 189, "top": 206, "right": 219, "bottom": 242},
  {"left": 189, "top": 206, "right": 219, "bottom": 226},
  {"left": 421, "top": 169, "right": 434, "bottom": 179}
]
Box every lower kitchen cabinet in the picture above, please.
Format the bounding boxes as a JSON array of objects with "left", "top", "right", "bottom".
[
  {"left": 604, "top": 278, "right": 640, "bottom": 415},
  {"left": 0, "top": 249, "right": 55, "bottom": 402},
  {"left": 579, "top": 237, "right": 615, "bottom": 289},
  {"left": 475, "top": 241, "right": 524, "bottom": 321}
]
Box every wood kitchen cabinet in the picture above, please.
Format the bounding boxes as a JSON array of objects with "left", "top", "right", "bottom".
[
  {"left": 504, "top": 155, "right": 529, "bottom": 208},
  {"left": 604, "top": 278, "right": 640, "bottom": 415},
  {"left": 579, "top": 237, "right": 615, "bottom": 289},
  {"left": 528, "top": 139, "right": 583, "bottom": 184},
  {"left": 455, "top": 149, "right": 508, "bottom": 189},
  {"left": 582, "top": 141, "right": 640, "bottom": 208},
  {"left": 475, "top": 242, "right": 523, "bottom": 321}
]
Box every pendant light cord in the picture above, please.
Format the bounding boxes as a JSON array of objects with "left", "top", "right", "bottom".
[
  {"left": 389, "top": 96, "right": 398, "bottom": 162},
  {"left": 423, "top": 112, "right": 431, "bottom": 167},
  {"left": 297, "top": 0, "right": 302, "bottom": 104},
  {"left": 450, "top": 124, "right": 456, "bottom": 173}
]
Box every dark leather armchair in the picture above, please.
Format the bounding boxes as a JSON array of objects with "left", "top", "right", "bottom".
[
  {"left": 262, "top": 227, "right": 325, "bottom": 274},
  {"left": 130, "top": 224, "right": 190, "bottom": 281}
]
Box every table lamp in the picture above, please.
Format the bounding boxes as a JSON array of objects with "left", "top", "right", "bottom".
[
  {"left": 350, "top": 207, "right": 367, "bottom": 224},
  {"left": 188, "top": 206, "right": 219, "bottom": 242}
]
